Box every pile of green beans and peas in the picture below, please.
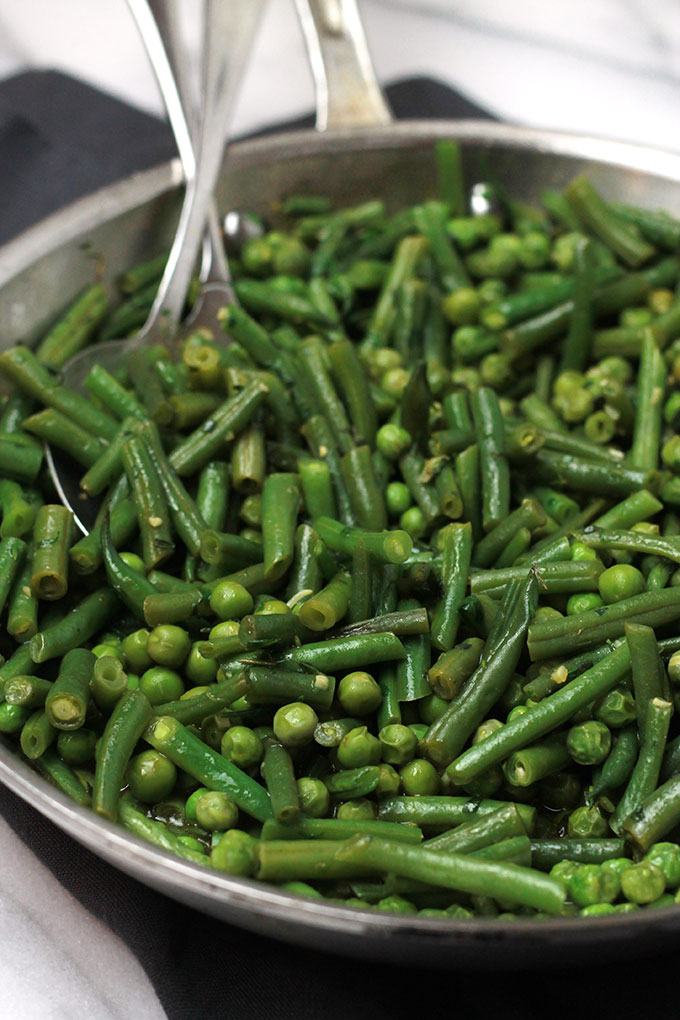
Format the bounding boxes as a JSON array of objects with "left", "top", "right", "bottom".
[{"left": 5, "top": 144, "right": 680, "bottom": 919}]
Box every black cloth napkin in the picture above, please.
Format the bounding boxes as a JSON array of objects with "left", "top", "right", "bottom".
[{"left": 0, "top": 70, "right": 669, "bottom": 1019}]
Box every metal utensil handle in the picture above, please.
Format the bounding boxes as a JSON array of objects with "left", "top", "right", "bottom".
[
  {"left": 143, "top": 0, "right": 264, "bottom": 332},
  {"left": 295, "top": 0, "right": 392, "bottom": 130},
  {"left": 128, "top": 0, "right": 233, "bottom": 290}
]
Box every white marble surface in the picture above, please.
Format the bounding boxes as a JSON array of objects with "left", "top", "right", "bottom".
[{"left": 2, "top": 1, "right": 680, "bottom": 1016}]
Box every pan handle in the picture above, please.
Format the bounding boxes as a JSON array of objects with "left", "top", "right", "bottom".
[{"left": 294, "top": 0, "right": 392, "bottom": 130}]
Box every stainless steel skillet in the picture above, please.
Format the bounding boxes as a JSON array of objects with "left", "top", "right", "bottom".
[{"left": 2, "top": 0, "right": 680, "bottom": 968}]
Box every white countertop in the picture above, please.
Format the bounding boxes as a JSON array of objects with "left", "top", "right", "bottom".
[{"left": 1, "top": 1, "right": 680, "bottom": 1016}]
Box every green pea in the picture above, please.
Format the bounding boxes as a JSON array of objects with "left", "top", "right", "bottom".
[
  {"left": 570, "top": 541, "right": 599, "bottom": 562},
  {"left": 195, "top": 791, "right": 239, "bottom": 831},
  {"left": 221, "top": 726, "right": 264, "bottom": 770},
  {"left": 374, "top": 895, "right": 417, "bottom": 914},
  {"left": 550, "top": 860, "right": 580, "bottom": 888},
  {"left": 376, "top": 423, "right": 412, "bottom": 461},
  {"left": 147, "top": 624, "right": 192, "bottom": 668},
  {"left": 119, "top": 551, "right": 146, "bottom": 574},
  {"left": 139, "top": 666, "right": 185, "bottom": 706},
  {"left": 127, "top": 749, "right": 177, "bottom": 804},
  {"left": 472, "top": 719, "right": 504, "bottom": 744},
  {"left": 209, "top": 620, "right": 240, "bottom": 640},
  {"left": 399, "top": 759, "right": 439, "bottom": 796},
  {"left": 121, "top": 628, "right": 153, "bottom": 674},
  {"left": 568, "top": 864, "right": 620, "bottom": 907},
  {"left": 297, "top": 777, "right": 330, "bottom": 818},
  {"left": 91, "top": 642, "right": 124, "bottom": 663},
  {"left": 566, "top": 592, "right": 604, "bottom": 615},
  {"left": 580, "top": 903, "right": 616, "bottom": 917},
  {"left": 533, "top": 606, "right": 563, "bottom": 623},
  {"left": 593, "top": 687, "right": 636, "bottom": 728},
  {"left": 184, "top": 643, "right": 218, "bottom": 686},
  {"left": 337, "top": 671, "right": 382, "bottom": 716},
  {"left": 378, "top": 724, "right": 417, "bottom": 766},
  {"left": 211, "top": 830, "right": 259, "bottom": 876},
  {"left": 185, "top": 786, "right": 211, "bottom": 822},
  {"left": 273, "top": 702, "right": 319, "bottom": 748},
  {"left": 598, "top": 564, "right": 646, "bottom": 604},
  {"left": 567, "top": 720, "right": 611, "bottom": 765},
  {"left": 209, "top": 580, "right": 254, "bottom": 621},
  {"left": 337, "top": 726, "right": 382, "bottom": 768},
  {"left": 381, "top": 368, "right": 410, "bottom": 400},
  {"left": 620, "top": 862, "right": 666, "bottom": 904},
  {"left": 567, "top": 805, "right": 609, "bottom": 839},
  {"left": 385, "top": 482, "right": 412, "bottom": 517},
  {"left": 668, "top": 650, "right": 680, "bottom": 686},
  {"left": 400, "top": 506, "right": 427, "bottom": 539},
  {"left": 374, "top": 763, "right": 401, "bottom": 799},
  {"left": 645, "top": 842, "right": 680, "bottom": 889},
  {"left": 336, "top": 798, "right": 377, "bottom": 821},
  {"left": 442, "top": 287, "right": 480, "bottom": 326}
]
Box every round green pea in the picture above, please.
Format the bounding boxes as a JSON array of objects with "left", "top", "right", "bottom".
[
  {"left": 184, "top": 642, "right": 218, "bottom": 686},
  {"left": 593, "top": 687, "right": 637, "bottom": 728},
  {"left": 209, "top": 580, "right": 254, "bottom": 621},
  {"left": 580, "top": 903, "right": 616, "bottom": 917},
  {"left": 147, "top": 624, "right": 191, "bottom": 668},
  {"left": 139, "top": 666, "right": 185, "bottom": 706},
  {"left": 221, "top": 726, "right": 264, "bottom": 770},
  {"left": 91, "top": 642, "right": 124, "bottom": 663},
  {"left": 376, "top": 423, "right": 412, "bottom": 461},
  {"left": 566, "top": 592, "right": 604, "bottom": 615},
  {"left": 567, "top": 804, "right": 609, "bottom": 839},
  {"left": 211, "top": 830, "right": 258, "bottom": 876},
  {"left": 273, "top": 702, "right": 318, "bottom": 748},
  {"left": 337, "top": 726, "right": 382, "bottom": 768},
  {"left": 336, "top": 798, "right": 377, "bottom": 821},
  {"left": 568, "top": 864, "right": 619, "bottom": 907},
  {"left": 570, "top": 541, "right": 599, "bottom": 562},
  {"left": 399, "top": 759, "right": 439, "bottom": 796},
  {"left": 442, "top": 287, "right": 480, "bottom": 326},
  {"left": 209, "top": 620, "right": 240, "bottom": 640},
  {"left": 119, "top": 550, "right": 146, "bottom": 574},
  {"left": 668, "top": 650, "right": 680, "bottom": 687},
  {"left": 381, "top": 368, "right": 410, "bottom": 400},
  {"left": 378, "top": 724, "right": 417, "bottom": 766},
  {"left": 385, "top": 482, "right": 412, "bottom": 517},
  {"left": 195, "top": 791, "right": 239, "bottom": 832},
  {"left": 297, "top": 777, "right": 330, "bottom": 818},
  {"left": 127, "top": 750, "right": 177, "bottom": 804},
  {"left": 645, "top": 842, "right": 680, "bottom": 889},
  {"left": 337, "top": 671, "right": 382, "bottom": 716},
  {"left": 567, "top": 720, "right": 612, "bottom": 765},
  {"left": 374, "top": 763, "right": 400, "bottom": 799},
  {"left": 620, "top": 862, "right": 666, "bottom": 904},
  {"left": 400, "top": 506, "right": 427, "bottom": 539},
  {"left": 185, "top": 786, "right": 211, "bottom": 822},
  {"left": 374, "top": 895, "right": 417, "bottom": 914},
  {"left": 121, "top": 628, "right": 153, "bottom": 674},
  {"left": 598, "top": 564, "right": 646, "bottom": 604}
]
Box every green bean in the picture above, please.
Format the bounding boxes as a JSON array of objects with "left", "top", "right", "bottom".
[
  {"left": 29, "top": 588, "right": 119, "bottom": 663},
  {"left": 430, "top": 523, "right": 472, "bottom": 651},
  {"left": 335, "top": 835, "right": 565, "bottom": 914},
  {"left": 630, "top": 333, "right": 666, "bottom": 471},
  {"left": 146, "top": 715, "right": 272, "bottom": 822},
  {"left": 447, "top": 642, "right": 632, "bottom": 784},
  {"left": 471, "top": 387, "right": 509, "bottom": 532},
  {"left": 261, "top": 473, "right": 301, "bottom": 580},
  {"left": 31, "top": 505, "right": 72, "bottom": 600},
  {"left": 611, "top": 697, "right": 672, "bottom": 834}
]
